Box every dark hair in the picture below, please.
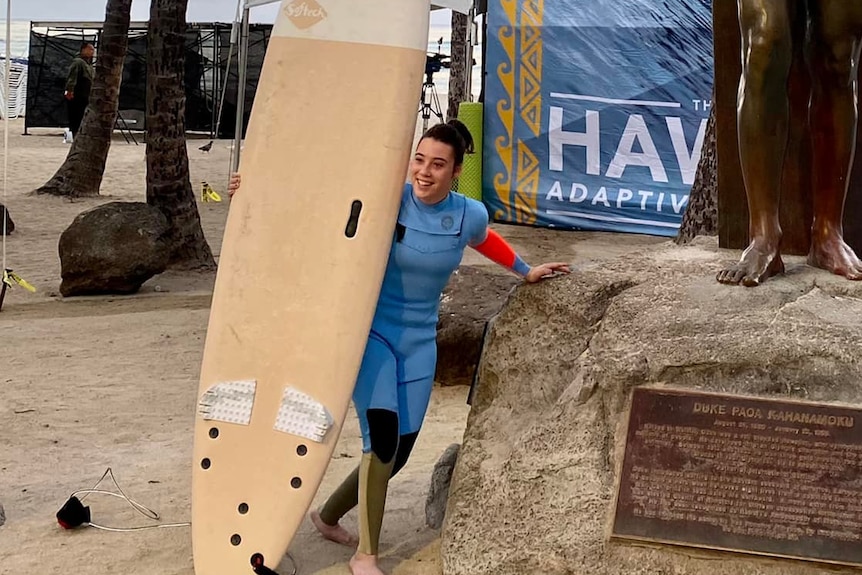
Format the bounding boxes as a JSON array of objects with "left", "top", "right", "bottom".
[{"left": 420, "top": 119, "right": 475, "bottom": 166}]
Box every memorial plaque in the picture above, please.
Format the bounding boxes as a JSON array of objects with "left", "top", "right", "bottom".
[{"left": 612, "top": 387, "right": 862, "bottom": 567}]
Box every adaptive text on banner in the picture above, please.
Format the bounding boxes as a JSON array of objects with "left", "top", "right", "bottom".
[{"left": 543, "top": 93, "right": 710, "bottom": 233}]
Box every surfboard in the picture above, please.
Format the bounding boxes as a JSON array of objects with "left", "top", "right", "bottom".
[{"left": 190, "top": 2, "right": 430, "bottom": 573}]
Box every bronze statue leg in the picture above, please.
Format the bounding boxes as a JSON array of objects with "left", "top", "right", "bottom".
[
  {"left": 718, "top": 0, "right": 795, "bottom": 287},
  {"left": 805, "top": 0, "right": 862, "bottom": 280}
]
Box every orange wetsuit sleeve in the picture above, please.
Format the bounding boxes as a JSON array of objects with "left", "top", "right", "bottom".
[{"left": 470, "top": 229, "right": 531, "bottom": 277}]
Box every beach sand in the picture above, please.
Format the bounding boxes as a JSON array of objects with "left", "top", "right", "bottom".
[{"left": 0, "top": 118, "right": 664, "bottom": 574}]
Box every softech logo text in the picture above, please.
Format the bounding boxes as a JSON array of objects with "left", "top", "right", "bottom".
[{"left": 286, "top": 0, "right": 328, "bottom": 29}]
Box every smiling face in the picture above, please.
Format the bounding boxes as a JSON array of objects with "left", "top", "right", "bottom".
[{"left": 410, "top": 137, "right": 462, "bottom": 205}]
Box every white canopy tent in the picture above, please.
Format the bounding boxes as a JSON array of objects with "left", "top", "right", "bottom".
[
  {"left": 431, "top": 1, "right": 474, "bottom": 13},
  {"left": 229, "top": 0, "right": 477, "bottom": 170}
]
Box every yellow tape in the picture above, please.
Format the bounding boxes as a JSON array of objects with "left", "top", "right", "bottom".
[
  {"left": 201, "top": 181, "right": 222, "bottom": 203},
  {"left": 3, "top": 269, "right": 36, "bottom": 292}
]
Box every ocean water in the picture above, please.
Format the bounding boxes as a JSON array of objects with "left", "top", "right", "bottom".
[{"left": 0, "top": 20, "right": 482, "bottom": 100}]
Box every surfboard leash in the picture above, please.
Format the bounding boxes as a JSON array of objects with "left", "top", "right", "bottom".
[
  {"left": 251, "top": 553, "right": 280, "bottom": 575},
  {"left": 56, "top": 468, "right": 298, "bottom": 574},
  {"left": 249, "top": 548, "right": 297, "bottom": 574},
  {"left": 56, "top": 467, "right": 190, "bottom": 532}
]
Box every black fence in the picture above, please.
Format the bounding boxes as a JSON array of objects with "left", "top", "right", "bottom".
[{"left": 25, "top": 22, "right": 272, "bottom": 138}]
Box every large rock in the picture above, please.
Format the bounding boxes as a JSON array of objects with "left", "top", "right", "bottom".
[
  {"left": 436, "top": 266, "right": 520, "bottom": 386},
  {"left": 1, "top": 202, "right": 13, "bottom": 235},
  {"left": 59, "top": 202, "right": 171, "bottom": 297},
  {"left": 441, "top": 237, "right": 862, "bottom": 575},
  {"left": 426, "top": 443, "right": 461, "bottom": 529}
]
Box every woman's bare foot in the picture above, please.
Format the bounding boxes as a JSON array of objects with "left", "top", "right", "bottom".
[
  {"left": 716, "top": 237, "right": 784, "bottom": 287},
  {"left": 309, "top": 509, "right": 359, "bottom": 547},
  {"left": 808, "top": 233, "right": 862, "bottom": 280},
  {"left": 349, "top": 552, "right": 386, "bottom": 575}
]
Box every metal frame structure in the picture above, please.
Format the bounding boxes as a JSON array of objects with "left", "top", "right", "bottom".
[
  {"left": 25, "top": 1, "right": 481, "bottom": 167},
  {"left": 24, "top": 20, "right": 265, "bottom": 138}
]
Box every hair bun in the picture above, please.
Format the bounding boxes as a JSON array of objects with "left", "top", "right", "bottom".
[
  {"left": 419, "top": 118, "right": 475, "bottom": 166},
  {"left": 446, "top": 119, "right": 475, "bottom": 154}
]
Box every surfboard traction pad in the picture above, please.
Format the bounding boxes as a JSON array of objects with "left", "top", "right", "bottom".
[{"left": 198, "top": 380, "right": 334, "bottom": 443}]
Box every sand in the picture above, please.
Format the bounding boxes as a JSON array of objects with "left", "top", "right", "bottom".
[{"left": 0, "top": 118, "right": 665, "bottom": 574}]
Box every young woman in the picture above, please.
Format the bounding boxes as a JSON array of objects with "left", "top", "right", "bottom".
[{"left": 228, "top": 119, "right": 570, "bottom": 575}]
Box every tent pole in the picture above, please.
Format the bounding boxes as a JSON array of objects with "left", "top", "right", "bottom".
[
  {"left": 466, "top": 3, "right": 476, "bottom": 101},
  {"left": 214, "top": 18, "right": 239, "bottom": 143},
  {"left": 479, "top": 11, "right": 487, "bottom": 102},
  {"left": 231, "top": 4, "right": 250, "bottom": 173}
]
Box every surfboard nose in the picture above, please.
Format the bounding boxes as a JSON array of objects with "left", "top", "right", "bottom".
[{"left": 272, "top": 0, "right": 432, "bottom": 52}]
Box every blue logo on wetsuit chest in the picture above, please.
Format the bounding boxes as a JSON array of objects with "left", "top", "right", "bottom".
[{"left": 441, "top": 215, "right": 454, "bottom": 230}]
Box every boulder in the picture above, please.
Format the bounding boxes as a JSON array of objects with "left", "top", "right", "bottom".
[
  {"left": 425, "top": 443, "right": 461, "bottom": 529},
  {"left": 59, "top": 202, "right": 171, "bottom": 297},
  {"left": 441, "top": 237, "right": 862, "bottom": 575},
  {"left": 436, "top": 266, "right": 520, "bottom": 386},
  {"left": 1, "top": 202, "right": 13, "bottom": 235}
]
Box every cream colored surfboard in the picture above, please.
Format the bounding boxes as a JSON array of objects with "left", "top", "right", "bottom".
[{"left": 191, "top": 2, "right": 430, "bottom": 573}]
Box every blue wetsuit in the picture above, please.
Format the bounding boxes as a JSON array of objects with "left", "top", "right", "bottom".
[
  {"left": 317, "top": 182, "right": 533, "bottom": 549},
  {"left": 352, "top": 183, "right": 489, "bottom": 451}
]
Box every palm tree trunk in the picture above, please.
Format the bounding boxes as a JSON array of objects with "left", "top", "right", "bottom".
[
  {"left": 447, "top": 11, "right": 470, "bottom": 121},
  {"left": 676, "top": 87, "right": 718, "bottom": 244},
  {"left": 35, "top": 0, "right": 131, "bottom": 197},
  {"left": 145, "top": 0, "right": 215, "bottom": 270}
]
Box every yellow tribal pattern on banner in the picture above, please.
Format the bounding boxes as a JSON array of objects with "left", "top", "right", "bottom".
[
  {"left": 491, "top": 0, "right": 543, "bottom": 224},
  {"left": 491, "top": 0, "right": 516, "bottom": 222}
]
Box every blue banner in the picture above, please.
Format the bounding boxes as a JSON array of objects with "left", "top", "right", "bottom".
[{"left": 482, "top": 0, "right": 714, "bottom": 237}]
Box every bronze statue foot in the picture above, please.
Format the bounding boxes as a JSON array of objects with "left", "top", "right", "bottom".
[
  {"left": 808, "top": 234, "right": 862, "bottom": 280},
  {"left": 717, "top": 241, "right": 785, "bottom": 287}
]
